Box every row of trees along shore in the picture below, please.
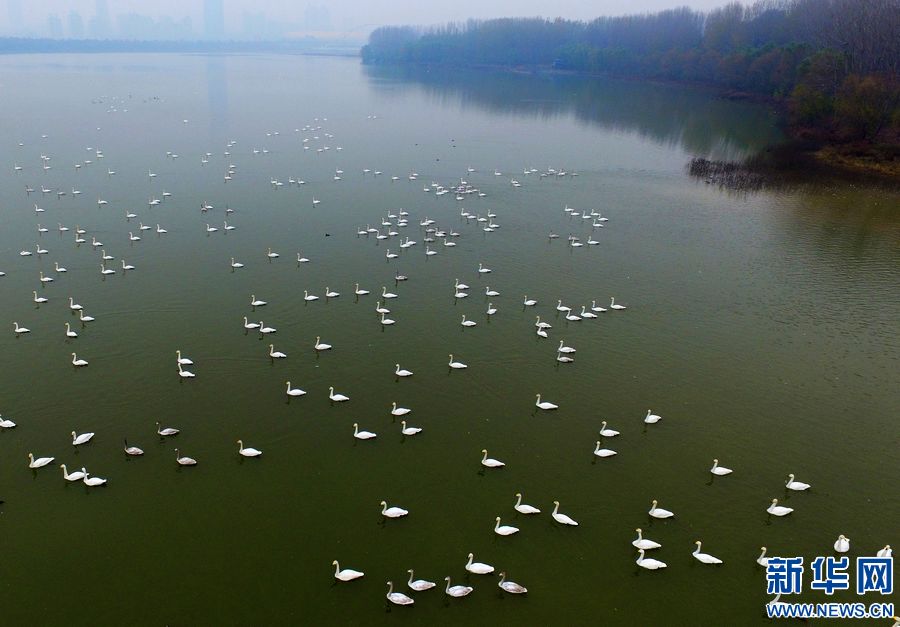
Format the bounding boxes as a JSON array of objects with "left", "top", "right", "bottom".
[{"left": 362, "top": 0, "right": 899, "bottom": 162}]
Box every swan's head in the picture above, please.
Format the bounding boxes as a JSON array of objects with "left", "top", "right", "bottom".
[
  {"left": 481, "top": 449, "right": 487, "bottom": 454},
  {"left": 713, "top": 459, "right": 719, "bottom": 464},
  {"left": 636, "top": 528, "right": 642, "bottom": 533},
  {"left": 651, "top": 499, "right": 658, "bottom": 506},
  {"left": 71, "top": 431, "right": 76, "bottom": 437},
  {"left": 332, "top": 560, "right": 339, "bottom": 566},
  {"left": 761, "top": 547, "right": 766, "bottom": 551},
  {"left": 237, "top": 440, "right": 243, "bottom": 446},
  {"left": 788, "top": 473, "right": 795, "bottom": 479},
  {"left": 444, "top": 576, "right": 451, "bottom": 581},
  {"left": 515, "top": 493, "right": 521, "bottom": 498},
  {"left": 495, "top": 517, "right": 501, "bottom": 522},
  {"left": 695, "top": 540, "right": 701, "bottom": 545},
  {"left": 380, "top": 501, "right": 387, "bottom": 506},
  {"left": 771, "top": 498, "right": 778, "bottom": 505},
  {"left": 353, "top": 422, "right": 358, "bottom": 428}
]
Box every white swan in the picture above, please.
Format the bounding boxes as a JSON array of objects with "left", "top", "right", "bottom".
[
  {"left": 353, "top": 423, "right": 376, "bottom": 440},
  {"left": 156, "top": 422, "right": 179, "bottom": 436},
  {"left": 259, "top": 322, "right": 276, "bottom": 334},
  {"left": 535, "top": 394, "right": 558, "bottom": 410},
  {"left": 176, "top": 350, "right": 193, "bottom": 365},
  {"left": 580, "top": 305, "right": 597, "bottom": 319},
  {"left": 757, "top": 547, "right": 770, "bottom": 566},
  {"left": 0, "top": 416, "right": 17, "bottom": 428},
  {"left": 243, "top": 317, "right": 260, "bottom": 330},
  {"left": 385, "top": 581, "right": 414, "bottom": 606},
  {"left": 286, "top": 381, "right": 306, "bottom": 397},
  {"left": 448, "top": 354, "right": 467, "bottom": 369},
  {"left": 465, "top": 553, "right": 495, "bottom": 574},
  {"left": 477, "top": 263, "right": 491, "bottom": 274},
  {"left": 329, "top": 387, "right": 349, "bottom": 402},
  {"left": 380, "top": 313, "right": 395, "bottom": 325},
  {"left": 693, "top": 541, "right": 723, "bottom": 564},
  {"left": 444, "top": 576, "right": 473, "bottom": 597},
  {"left": 485, "top": 286, "right": 500, "bottom": 297},
  {"left": 633, "top": 528, "right": 662, "bottom": 550},
  {"left": 55, "top": 262, "right": 67, "bottom": 273},
  {"left": 39, "top": 271, "right": 53, "bottom": 283},
  {"left": 535, "top": 316, "right": 552, "bottom": 329},
  {"left": 514, "top": 493, "right": 541, "bottom": 515},
  {"left": 79, "top": 310, "right": 95, "bottom": 323},
  {"left": 593, "top": 441, "right": 617, "bottom": 458},
  {"left": 250, "top": 294, "right": 267, "bottom": 307},
  {"left": 610, "top": 297, "right": 626, "bottom": 310},
  {"left": 72, "top": 431, "right": 94, "bottom": 446},
  {"left": 380, "top": 501, "right": 409, "bottom": 518},
  {"left": 268, "top": 344, "right": 287, "bottom": 359},
  {"left": 333, "top": 560, "right": 364, "bottom": 582},
  {"left": 494, "top": 517, "right": 519, "bottom": 536},
  {"left": 767, "top": 498, "right": 793, "bottom": 517},
  {"left": 644, "top": 409, "right": 661, "bottom": 424},
  {"left": 71, "top": 353, "right": 88, "bottom": 367},
  {"left": 82, "top": 469, "right": 107, "bottom": 486},
  {"left": 876, "top": 545, "right": 892, "bottom": 558},
  {"left": 325, "top": 287, "right": 340, "bottom": 298},
  {"left": 551, "top": 501, "right": 579, "bottom": 525},
  {"left": 28, "top": 453, "right": 55, "bottom": 468},
  {"left": 557, "top": 340, "right": 576, "bottom": 354},
  {"left": 599, "top": 421, "right": 620, "bottom": 437},
  {"left": 481, "top": 449, "right": 504, "bottom": 468},
  {"left": 461, "top": 314, "right": 476, "bottom": 327},
  {"left": 314, "top": 336, "right": 332, "bottom": 351},
  {"left": 498, "top": 572, "right": 527, "bottom": 594},
  {"left": 100, "top": 263, "right": 115, "bottom": 275},
  {"left": 455, "top": 279, "right": 470, "bottom": 291},
  {"left": 354, "top": 283, "right": 369, "bottom": 295},
  {"left": 124, "top": 439, "right": 144, "bottom": 456},
  {"left": 486, "top": 303, "right": 497, "bottom": 315},
  {"left": 834, "top": 535, "right": 850, "bottom": 553},
  {"left": 375, "top": 301, "right": 390, "bottom": 314},
  {"left": 786, "top": 474, "right": 811, "bottom": 491},
  {"left": 33, "top": 290, "right": 48, "bottom": 304},
  {"left": 407, "top": 570, "right": 435, "bottom": 591},
  {"left": 381, "top": 286, "right": 397, "bottom": 299},
  {"left": 636, "top": 549, "right": 667, "bottom": 570},
  {"left": 649, "top": 500, "right": 674, "bottom": 519},
  {"left": 177, "top": 363, "right": 196, "bottom": 378},
  {"left": 230, "top": 258, "right": 244, "bottom": 269},
  {"left": 122, "top": 260, "right": 135, "bottom": 271},
  {"left": 237, "top": 440, "right": 262, "bottom": 457},
  {"left": 395, "top": 364, "right": 413, "bottom": 377},
  {"left": 13, "top": 322, "right": 30, "bottom": 334},
  {"left": 523, "top": 295, "right": 537, "bottom": 307},
  {"left": 60, "top": 464, "right": 86, "bottom": 481},
  {"left": 174, "top": 449, "right": 197, "bottom": 466},
  {"left": 400, "top": 421, "right": 421, "bottom": 436},
  {"left": 391, "top": 402, "right": 411, "bottom": 417},
  {"left": 266, "top": 247, "right": 279, "bottom": 259},
  {"left": 303, "top": 290, "right": 318, "bottom": 302},
  {"left": 710, "top": 459, "right": 733, "bottom": 476}
]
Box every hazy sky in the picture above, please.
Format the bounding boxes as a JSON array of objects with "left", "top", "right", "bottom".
[{"left": 4, "top": 0, "right": 731, "bottom": 38}]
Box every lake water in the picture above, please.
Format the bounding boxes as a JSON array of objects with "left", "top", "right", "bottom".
[{"left": 0, "top": 54, "right": 897, "bottom": 626}]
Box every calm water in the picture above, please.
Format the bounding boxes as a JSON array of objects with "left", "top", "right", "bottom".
[{"left": 0, "top": 54, "right": 897, "bottom": 626}]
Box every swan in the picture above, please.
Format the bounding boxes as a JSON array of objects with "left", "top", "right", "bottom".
[
  {"left": 785, "top": 474, "right": 811, "bottom": 491},
  {"left": 329, "top": 387, "right": 349, "bottom": 402},
  {"left": 391, "top": 402, "right": 411, "bottom": 417},
  {"left": 177, "top": 363, "right": 196, "bottom": 378},
  {"left": 385, "top": 249, "right": 398, "bottom": 260},
  {"left": 610, "top": 297, "right": 627, "bottom": 310},
  {"left": 710, "top": 459, "right": 733, "bottom": 476},
  {"left": 156, "top": 422, "right": 179, "bottom": 436},
  {"left": 551, "top": 501, "right": 579, "bottom": 525},
  {"left": 0, "top": 416, "right": 17, "bottom": 428},
  {"left": 380, "top": 501, "right": 409, "bottom": 518},
  {"left": 128, "top": 232, "right": 141, "bottom": 242},
  {"left": 28, "top": 453, "right": 55, "bottom": 468},
  {"left": 101, "top": 249, "right": 114, "bottom": 260},
  {"left": 354, "top": 283, "right": 369, "bottom": 295},
  {"left": 648, "top": 499, "right": 674, "bottom": 519},
  {"left": 71, "top": 431, "right": 94, "bottom": 446},
  {"left": 636, "top": 549, "right": 667, "bottom": 570},
  {"left": 400, "top": 421, "right": 421, "bottom": 436},
  {"left": 535, "top": 394, "right": 558, "bottom": 410},
  {"left": 465, "top": 553, "right": 494, "bottom": 574},
  {"left": 523, "top": 295, "right": 537, "bottom": 307},
  {"left": 498, "top": 572, "right": 527, "bottom": 594},
  {"left": 877, "top": 545, "right": 892, "bottom": 558},
  {"left": 580, "top": 305, "right": 598, "bottom": 319},
  {"left": 454, "top": 290, "right": 468, "bottom": 299},
  {"left": 303, "top": 290, "right": 318, "bottom": 302},
  {"left": 250, "top": 294, "right": 267, "bottom": 307},
  {"left": 376, "top": 301, "right": 390, "bottom": 314},
  {"left": 268, "top": 344, "right": 287, "bottom": 359},
  {"left": 380, "top": 313, "right": 395, "bottom": 326},
  {"left": 297, "top": 252, "right": 310, "bottom": 264},
  {"left": 644, "top": 410, "right": 661, "bottom": 424},
  {"left": 55, "top": 262, "right": 67, "bottom": 273},
  {"left": 767, "top": 498, "right": 793, "bottom": 517},
  {"left": 481, "top": 449, "right": 504, "bottom": 468},
  {"left": 176, "top": 350, "right": 193, "bottom": 366},
  {"left": 82, "top": 470, "right": 107, "bottom": 486},
  {"left": 69, "top": 297, "right": 83, "bottom": 311},
  {"left": 332, "top": 560, "right": 364, "bottom": 582},
  {"left": 407, "top": 570, "right": 435, "bottom": 591},
  {"left": 834, "top": 535, "right": 850, "bottom": 553},
  {"left": 593, "top": 441, "right": 617, "bottom": 458},
  {"left": 230, "top": 258, "right": 244, "bottom": 269},
  {"left": 555, "top": 300, "right": 571, "bottom": 313},
  {"left": 477, "top": 263, "right": 491, "bottom": 274},
  {"left": 237, "top": 440, "right": 262, "bottom": 457},
  {"left": 314, "top": 336, "right": 332, "bottom": 351},
  {"left": 39, "top": 271, "right": 53, "bottom": 283},
  {"left": 71, "top": 353, "right": 88, "bottom": 367},
  {"left": 33, "top": 290, "right": 48, "bottom": 304},
  {"left": 558, "top": 340, "right": 575, "bottom": 354},
  {"left": 259, "top": 322, "right": 276, "bottom": 334},
  {"left": 60, "top": 464, "right": 86, "bottom": 481},
  {"left": 514, "top": 493, "right": 541, "bottom": 515},
  {"left": 286, "top": 381, "right": 306, "bottom": 397},
  {"left": 13, "top": 322, "right": 30, "bottom": 334},
  {"left": 223, "top": 221, "right": 235, "bottom": 231},
  {"left": 633, "top": 528, "right": 662, "bottom": 550},
  {"left": 599, "top": 421, "right": 620, "bottom": 437},
  {"left": 757, "top": 547, "right": 770, "bottom": 566},
  {"left": 537, "top": 327, "right": 548, "bottom": 338},
  {"left": 123, "top": 439, "right": 144, "bottom": 456},
  {"left": 461, "top": 315, "right": 477, "bottom": 328},
  {"left": 693, "top": 541, "right": 723, "bottom": 564},
  {"left": 395, "top": 364, "right": 413, "bottom": 377},
  {"left": 100, "top": 263, "right": 115, "bottom": 275},
  {"left": 174, "top": 449, "right": 197, "bottom": 466},
  {"left": 122, "top": 260, "right": 135, "bottom": 271},
  {"left": 385, "top": 581, "right": 414, "bottom": 606},
  {"left": 565, "top": 311, "right": 582, "bottom": 321},
  {"left": 353, "top": 423, "right": 376, "bottom": 440},
  {"left": 535, "top": 316, "right": 552, "bottom": 329},
  {"left": 325, "top": 287, "right": 340, "bottom": 298},
  {"left": 485, "top": 286, "right": 500, "bottom": 297},
  {"left": 494, "top": 517, "right": 519, "bottom": 536},
  {"left": 79, "top": 311, "right": 95, "bottom": 323},
  {"left": 444, "top": 577, "right": 473, "bottom": 597},
  {"left": 156, "top": 224, "right": 167, "bottom": 234},
  {"left": 448, "top": 354, "right": 467, "bottom": 369},
  {"left": 486, "top": 303, "right": 497, "bottom": 315},
  {"left": 243, "top": 317, "right": 260, "bottom": 330},
  {"left": 382, "top": 286, "right": 398, "bottom": 299},
  {"left": 266, "top": 247, "right": 279, "bottom": 259},
  {"left": 455, "top": 279, "right": 470, "bottom": 291}
]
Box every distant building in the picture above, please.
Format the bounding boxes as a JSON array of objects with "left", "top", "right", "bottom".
[
  {"left": 204, "top": 0, "right": 225, "bottom": 40},
  {"left": 67, "top": 11, "right": 84, "bottom": 39},
  {"left": 47, "top": 14, "right": 63, "bottom": 38},
  {"left": 88, "top": 0, "right": 111, "bottom": 39},
  {"left": 6, "top": 0, "right": 23, "bottom": 35}
]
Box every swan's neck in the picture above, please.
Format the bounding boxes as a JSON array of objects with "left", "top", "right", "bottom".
[
  {"left": 515, "top": 494, "right": 522, "bottom": 507},
  {"left": 552, "top": 502, "right": 559, "bottom": 515},
  {"left": 759, "top": 548, "right": 767, "bottom": 559},
  {"left": 499, "top": 573, "right": 506, "bottom": 584},
  {"left": 408, "top": 571, "right": 414, "bottom": 585},
  {"left": 334, "top": 562, "right": 340, "bottom": 576},
  {"left": 636, "top": 530, "right": 643, "bottom": 540},
  {"left": 445, "top": 579, "right": 451, "bottom": 593},
  {"left": 381, "top": 502, "right": 387, "bottom": 514},
  {"left": 387, "top": 582, "right": 393, "bottom": 594},
  {"left": 694, "top": 543, "right": 701, "bottom": 554}
]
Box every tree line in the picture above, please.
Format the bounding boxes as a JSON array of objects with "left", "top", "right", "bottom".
[{"left": 361, "top": 1, "right": 900, "bottom": 146}]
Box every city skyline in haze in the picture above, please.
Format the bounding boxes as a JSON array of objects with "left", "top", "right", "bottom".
[{"left": 3, "top": 0, "right": 733, "bottom": 42}]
